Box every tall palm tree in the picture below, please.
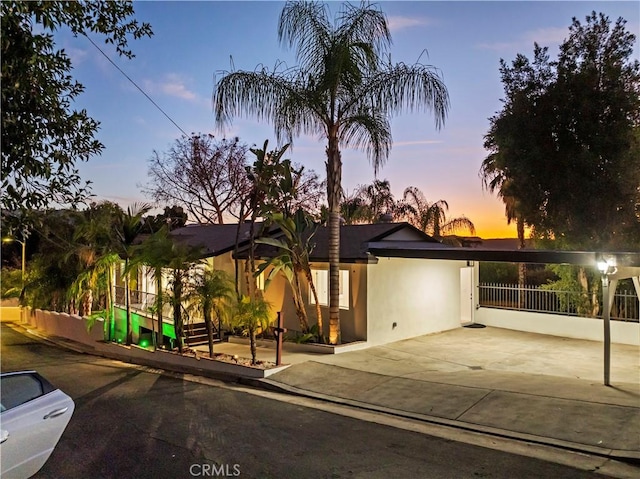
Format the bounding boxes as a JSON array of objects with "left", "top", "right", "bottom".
[
  {"left": 189, "top": 269, "right": 236, "bottom": 357},
  {"left": 355, "top": 179, "right": 397, "bottom": 223},
  {"left": 401, "top": 186, "right": 475, "bottom": 239},
  {"left": 256, "top": 209, "right": 323, "bottom": 339},
  {"left": 130, "top": 227, "right": 177, "bottom": 349},
  {"left": 213, "top": 1, "right": 449, "bottom": 344},
  {"left": 68, "top": 202, "right": 120, "bottom": 322},
  {"left": 480, "top": 153, "right": 527, "bottom": 290},
  {"left": 114, "top": 203, "right": 151, "bottom": 345}
]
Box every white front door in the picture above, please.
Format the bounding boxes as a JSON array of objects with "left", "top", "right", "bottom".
[{"left": 460, "top": 267, "right": 474, "bottom": 325}]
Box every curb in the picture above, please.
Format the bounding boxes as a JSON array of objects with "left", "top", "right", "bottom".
[{"left": 245, "top": 377, "right": 640, "bottom": 466}]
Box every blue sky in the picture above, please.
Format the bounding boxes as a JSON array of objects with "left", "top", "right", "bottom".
[{"left": 58, "top": 1, "right": 639, "bottom": 237}]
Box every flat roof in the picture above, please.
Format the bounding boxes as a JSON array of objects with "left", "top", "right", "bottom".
[{"left": 366, "top": 241, "right": 640, "bottom": 268}]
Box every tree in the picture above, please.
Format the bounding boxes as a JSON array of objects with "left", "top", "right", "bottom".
[
  {"left": 67, "top": 202, "right": 120, "bottom": 319},
  {"left": 256, "top": 209, "right": 323, "bottom": 340},
  {"left": 230, "top": 295, "right": 272, "bottom": 365},
  {"left": 144, "top": 135, "right": 251, "bottom": 224},
  {"left": 114, "top": 203, "right": 151, "bottom": 345},
  {"left": 353, "top": 179, "right": 398, "bottom": 223},
  {"left": 189, "top": 269, "right": 236, "bottom": 357},
  {"left": 213, "top": 1, "right": 449, "bottom": 344},
  {"left": 400, "top": 186, "right": 475, "bottom": 239},
  {"left": 143, "top": 205, "right": 188, "bottom": 233},
  {"left": 131, "top": 227, "right": 174, "bottom": 349},
  {"left": 1, "top": 1, "right": 152, "bottom": 212},
  {"left": 483, "top": 12, "right": 640, "bottom": 250}
]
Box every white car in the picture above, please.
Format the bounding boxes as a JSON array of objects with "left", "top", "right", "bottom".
[{"left": 0, "top": 371, "right": 75, "bottom": 479}]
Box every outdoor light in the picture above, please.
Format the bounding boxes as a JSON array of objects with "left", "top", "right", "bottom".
[
  {"left": 597, "top": 256, "right": 617, "bottom": 276},
  {"left": 233, "top": 354, "right": 239, "bottom": 363},
  {"left": 2, "top": 236, "right": 26, "bottom": 287},
  {"left": 596, "top": 254, "right": 618, "bottom": 387}
]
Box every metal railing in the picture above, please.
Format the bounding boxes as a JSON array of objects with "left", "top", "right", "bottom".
[
  {"left": 478, "top": 283, "right": 639, "bottom": 322},
  {"left": 113, "top": 287, "right": 206, "bottom": 324}
]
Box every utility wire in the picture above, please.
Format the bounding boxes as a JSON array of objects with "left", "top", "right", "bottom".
[{"left": 83, "top": 34, "right": 189, "bottom": 137}]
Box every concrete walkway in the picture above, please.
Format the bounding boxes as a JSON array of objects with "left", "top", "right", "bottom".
[{"left": 216, "top": 327, "right": 640, "bottom": 463}]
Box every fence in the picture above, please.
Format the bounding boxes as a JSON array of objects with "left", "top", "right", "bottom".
[
  {"left": 478, "top": 283, "right": 639, "bottom": 322},
  {"left": 113, "top": 286, "right": 204, "bottom": 324}
]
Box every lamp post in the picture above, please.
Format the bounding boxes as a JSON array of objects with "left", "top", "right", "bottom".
[{"left": 597, "top": 256, "right": 617, "bottom": 387}]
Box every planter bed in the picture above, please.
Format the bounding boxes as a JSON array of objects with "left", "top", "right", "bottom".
[{"left": 93, "top": 341, "right": 290, "bottom": 379}]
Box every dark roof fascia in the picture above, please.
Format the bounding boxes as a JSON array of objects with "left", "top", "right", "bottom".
[
  {"left": 307, "top": 254, "right": 379, "bottom": 265},
  {"left": 366, "top": 242, "right": 640, "bottom": 267}
]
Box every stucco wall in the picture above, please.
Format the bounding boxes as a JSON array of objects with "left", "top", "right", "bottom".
[
  {"left": 367, "top": 258, "right": 467, "bottom": 346},
  {"left": 259, "top": 261, "right": 367, "bottom": 343},
  {"left": 24, "top": 309, "right": 105, "bottom": 345},
  {"left": 475, "top": 307, "right": 639, "bottom": 346}
]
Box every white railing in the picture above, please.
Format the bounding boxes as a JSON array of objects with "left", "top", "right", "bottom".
[{"left": 478, "top": 283, "right": 639, "bottom": 322}]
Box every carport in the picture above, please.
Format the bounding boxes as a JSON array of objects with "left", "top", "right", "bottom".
[{"left": 366, "top": 242, "right": 640, "bottom": 386}]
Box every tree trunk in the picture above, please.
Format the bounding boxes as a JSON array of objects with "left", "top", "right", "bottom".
[
  {"left": 173, "top": 270, "right": 184, "bottom": 353},
  {"left": 233, "top": 205, "right": 244, "bottom": 300},
  {"left": 517, "top": 217, "right": 527, "bottom": 309},
  {"left": 326, "top": 136, "right": 342, "bottom": 344},
  {"left": 577, "top": 267, "right": 597, "bottom": 317},
  {"left": 125, "top": 259, "right": 132, "bottom": 345},
  {"left": 83, "top": 289, "right": 93, "bottom": 317},
  {"left": 249, "top": 326, "right": 257, "bottom": 365},
  {"left": 155, "top": 271, "right": 163, "bottom": 350},
  {"left": 204, "top": 308, "right": 214, "bottom": 357},
  {"left": 292, "top": 271, "right": 309, "bottom": 332},
  {"left": 106, "top": 265, "right": 114, "bottom": 341}
]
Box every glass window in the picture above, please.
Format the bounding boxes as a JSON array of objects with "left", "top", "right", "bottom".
[
  {"left": 0, "top": 373, "right": 54, "bottom": 412},
  {"left": 309, "top": 269, "right": 349, "bottom": 310}
]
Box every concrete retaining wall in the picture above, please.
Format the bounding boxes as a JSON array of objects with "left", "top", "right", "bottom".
[
  {"left": 15, "top": 308, "right": 286, "bottom": 379},
  {"left": 24, "top": 309, "right": 105, "bottom": 346},
  {"left": 0, "top": 306, "right": 22, "bottom": 322},
  {"left": 475, "top": 307, "right": 639, "bottom": 346}
]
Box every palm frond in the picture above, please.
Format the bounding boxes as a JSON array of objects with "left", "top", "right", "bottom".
[{"left": 358, "top": 62, "right": 450, "bottom": 130}]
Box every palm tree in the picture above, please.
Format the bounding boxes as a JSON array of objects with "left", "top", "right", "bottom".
[
  {"left": 163, "top": 241, "right": 203, "bottom": 354},
  {"left": 189, "top": 269, "right": 236, "bottom": 357},
  {"left": 401, "top": 186, "right": 475, "bottom": 240},
  {"left": 131, "top": 227, "right": 176, "bottom": 349},
  {"left": 114, "top": 203, "right": 151, "bottom": 345},
  {"left": 230, "top": 295, "right": 272, "bottom": 365},
  {"left": 256, "top": 209, "right": 323, "bottom": 340},
  {"left": 480, "top": 153, "right": 527, "bottom": 289},
  {"left": 355, "top": 179, "right": 398, "bottom": 223},
  {"left": 213, "top": 1, "right": 449, "bottom": 344},
  {"left": 68, "top": 202, "right": 120, "bottom": 323}
]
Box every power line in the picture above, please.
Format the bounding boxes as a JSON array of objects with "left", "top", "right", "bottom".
[{"left": 83, "top": 34, "right": 189, "bottom": 137}]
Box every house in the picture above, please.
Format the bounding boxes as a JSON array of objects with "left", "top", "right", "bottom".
[
  {"left": 117, "top": 221, "right": 471, "bottom": 347},
  {"left": 147, "top": 221, "right": 469, "bottom": 346},
  {"left": 245, "top": 222, "right": 471, "bottom": 345}
]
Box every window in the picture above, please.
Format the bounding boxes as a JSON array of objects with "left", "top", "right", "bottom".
[
  {"left": 309, "top": 269, "right": 349, "bottom": 310},
  {"left": 0, "top": 372, "right": 54, "bottom": 412}
]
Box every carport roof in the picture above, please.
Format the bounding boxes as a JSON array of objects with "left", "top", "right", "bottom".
[{"left": 366, "top": 241, "right": 640, "bottom": 268}]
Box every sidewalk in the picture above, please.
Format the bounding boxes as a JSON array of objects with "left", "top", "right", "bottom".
[{"left": 250, "top": 327, "right": 640, "bottom": 463}]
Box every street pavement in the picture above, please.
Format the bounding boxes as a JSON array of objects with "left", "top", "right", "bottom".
[
  {"left": 211, "top": 326, "right": 640, "bottom": 464},
  {"left": 6, "top": 315, "right": 640, "bottom": 472}
]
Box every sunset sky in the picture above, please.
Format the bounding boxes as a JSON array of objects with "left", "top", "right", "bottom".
[{"left": 56, "top": 1, "right": 639, "bottom": 238}]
